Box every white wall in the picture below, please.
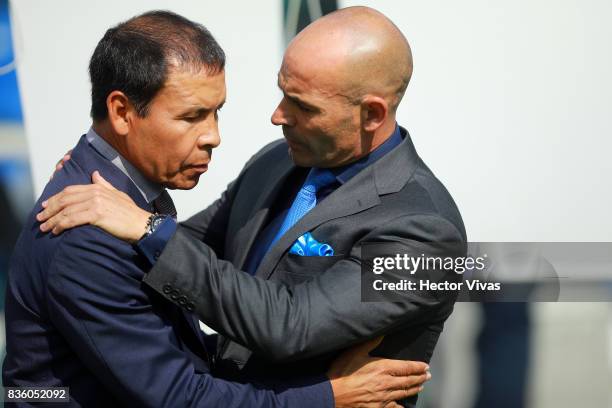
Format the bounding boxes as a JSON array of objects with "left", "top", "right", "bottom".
[
  {"left": 343, "top": 0, "right": 612, "bottom": 242},
  {"left": 10, "top": 0, "right": 284, "bottom": 219}
]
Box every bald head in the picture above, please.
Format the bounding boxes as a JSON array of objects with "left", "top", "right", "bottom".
[
  {"left": 272, "top": 7, "right": 413, "bottom": 167},
  {"left": 284, "top": 6, "right": 413, "bottom": 112}
]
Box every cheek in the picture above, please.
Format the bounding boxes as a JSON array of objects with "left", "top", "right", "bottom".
[
  {"left": 176, "top": 135, "right": 206, "bottom": 172},
  {"left": 315, "top": 123, "right": 342, "bottom": 149},
  {"left": 302, "top": 118, "right": 329, "bottom": 141},
  {"left": 331, "top": 115, "right": 357, "bottom": 145},
  {"left": 129, "top": 125, "right": 157, "bottom": 161},
  {"left": 154, "top": 123, "right": 193, "bottom": 164},
  {"left": 167, "top": 144, "right": 194, "bottom": 170}
]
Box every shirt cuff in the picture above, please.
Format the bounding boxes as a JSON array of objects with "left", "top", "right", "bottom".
[
  {"left": 306, "top": 375, "right": 334, "bottom": 408},
  {"left": 280, "top": 374, "right": 334, "bottom": 408},
  {"left": 135, "top": 216, "right": 177, "bottom": 266}
]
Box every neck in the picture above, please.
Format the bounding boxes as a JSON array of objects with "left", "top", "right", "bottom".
[
  {"left": 356, "top": 118, "right": 396, "bottom": 161},
  {"left": 369, "top": 119, "right": 397, "bottom": 152},
  {"left": 92, "top": 120, "right": 129, "bottom": 159}
]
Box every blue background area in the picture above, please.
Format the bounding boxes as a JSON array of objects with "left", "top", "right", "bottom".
[{"left": 0, "top": 0, "right": 22, "bottom": 123}]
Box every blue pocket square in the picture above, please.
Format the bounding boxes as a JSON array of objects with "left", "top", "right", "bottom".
[{"left": 289, "top": 232, "right": 334, "bottom": 256}]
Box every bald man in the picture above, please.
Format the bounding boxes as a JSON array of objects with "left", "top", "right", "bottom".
[{"left": 39, "top": 6, "right": 465, "bottom": 407}]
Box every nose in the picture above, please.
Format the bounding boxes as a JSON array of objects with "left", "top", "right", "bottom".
[
  {"left": 271, "top": 98, "right": 295, "bottom": 127},
  {"left": 197, "top": 122, "right": 221, "bottom": 150}
]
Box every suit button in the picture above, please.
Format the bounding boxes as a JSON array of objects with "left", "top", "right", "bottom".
[
  {"left": 162, "top": 284, "right": 172, "bottom": 294},
  {"left": 186, "top": 302, "right": 195, "bottom": 312},
  {"left": 154, "top": 250, "right": 161, "bottom": 260},
  {"left": 170, "top": 289, "right": 180, "bottom": 300},
  {"left": 178, "top": 296, "right": 187, "bottom": 306}
]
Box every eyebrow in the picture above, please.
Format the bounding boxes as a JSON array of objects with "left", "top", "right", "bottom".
[
  {"left": 287, "top": 94, "right": 313, "bottom": 108},
  {"left": 180, "top": 100, "right": 226, "bottom": 116},
  {"left": 276, "top": 82, "right": 316, "bottom": 109}
]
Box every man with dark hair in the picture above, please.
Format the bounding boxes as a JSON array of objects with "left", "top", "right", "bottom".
[
  {"left": 3, "top": 10, "right": 429, "bottom": 407},
  {"left": 89, "top": 11, "right": 226, "bottom": 123}
]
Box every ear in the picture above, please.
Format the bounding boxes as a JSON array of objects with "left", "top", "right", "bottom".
[
  {"left": 360, "top": 95, "right": 388, "bottom": 133},
  {"left": 106, "top": 90, "right": 134, "bottom": 136}
]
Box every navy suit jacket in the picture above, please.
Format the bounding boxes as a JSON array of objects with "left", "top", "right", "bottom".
[{"left": 2, "top": 135, "right": 332, "bottom": 407}]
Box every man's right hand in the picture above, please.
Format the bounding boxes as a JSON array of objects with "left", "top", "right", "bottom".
[
  {"left": 37, "top": 171, "right": 152, "bottom": 242},
  {"left": 327, "top": 337, "right": 430, "bottom": 408}
]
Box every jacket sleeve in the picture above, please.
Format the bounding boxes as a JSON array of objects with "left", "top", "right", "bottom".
[
  {"left": 143, "top": 213, "right": 465, "bottom": 362},
  {"left": 177, "top": 179, "right": 237, "bottom": 257},
  {"left": 177, "top": 141, "right": 283, "bottom": 255},
  {"left": 45, "top": 226, "right": 333, "bottom": 408}
]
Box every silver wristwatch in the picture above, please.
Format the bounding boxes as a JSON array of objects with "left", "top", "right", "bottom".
[{"left": 141, "top": 213, "right": 168, "bottom": 239}]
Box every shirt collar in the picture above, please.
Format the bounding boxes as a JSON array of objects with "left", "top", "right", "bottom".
[
  {"left": 331, "top": 123, "right": 403, "bottom": 185},
  {"left": 86, "top": 127, "right": 164, "bottom": 204}
]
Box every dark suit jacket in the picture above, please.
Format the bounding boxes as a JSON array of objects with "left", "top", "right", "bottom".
[
  {"left": 143, "top": 128, "right": 467, "bottom": 406},
  {"left": 2, "top": 135, "right": 332, "bottom": 407}
]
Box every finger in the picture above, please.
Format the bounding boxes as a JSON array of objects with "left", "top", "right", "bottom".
[
  {"left": 385, "top": 384, "right": 424, "bottom": 402},
  {"left": 51, "top": 162, "right": 63, "bottom": 181},
  {"left": 40, "top": 201, "right": 93, "bottom": 234},
  {"left": 41, "top": 184, "right": 105, "bottom": 209},
  {"left": 92, "top": 171, "right": 116, "bottom": 191},
  {"left": 51, "top": 151, "right": 72, "bottom": 180},
  {"left": 46, "top": 184, "right": 102, "bottom": 205},
  {"left": 52, "top": 209, "right": 98, "bottom": 235},
  {"left": 91, "top": 172, "right": 133, "bottom": 204},
  {"left": 383, "top": 403, "right": 402, "bottom": 408},
  {"left": 374, "top": 359, "right": 429, "bottom": 376},
  {"left": 384, "top": 371, "right": 431, "bottom": 391},
  {"left": 37, "top": 191, "right": 101, "bottom": 222}
]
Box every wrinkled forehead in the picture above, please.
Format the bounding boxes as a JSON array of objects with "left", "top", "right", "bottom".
[
  {"left": 279, "top": 47, "right": 352, "bottom": 97},
  {"left": 156, "top": 66, "right": 226, "bottom": 107}
]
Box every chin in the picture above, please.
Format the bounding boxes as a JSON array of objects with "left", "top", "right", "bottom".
[
  {"left": 288, "top": 148, "right": 316, "bottom": 168},
  {"left": 166, "top": 176, "right": 201, "bottom": 190}
]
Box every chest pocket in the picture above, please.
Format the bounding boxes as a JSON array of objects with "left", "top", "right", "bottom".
[{"left": 273, "top": 254, "right": 345, "bottom": 285}]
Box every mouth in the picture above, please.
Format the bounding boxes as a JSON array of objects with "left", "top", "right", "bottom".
[
  {"left": 187, "top": 162, "right": 209, "bottom": 173},
  {"left": 284, "top": 136, "right": 303, "bottom": 150}
]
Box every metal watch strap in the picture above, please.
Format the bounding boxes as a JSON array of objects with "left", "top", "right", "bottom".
[{"left": 140, "top": 213, "right": 165, "bottom": 240}]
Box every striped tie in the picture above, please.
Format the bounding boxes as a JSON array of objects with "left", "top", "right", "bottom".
[{"left": 153, "top": 190, "right": 177, "bottom": 219}]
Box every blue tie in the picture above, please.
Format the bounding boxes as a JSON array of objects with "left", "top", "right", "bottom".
[{"left": 271, "top": 168, "right": 336, "bottom": 246}]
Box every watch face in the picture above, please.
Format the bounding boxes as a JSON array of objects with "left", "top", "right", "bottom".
[{"left": 150, "top": 215, "right": 167, "bottom": 231}]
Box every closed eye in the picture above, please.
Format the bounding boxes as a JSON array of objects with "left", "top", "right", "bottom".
[
  {"left": 181, "top": 101, "right": 225, "bottom": 122},
  {"left": 180, "top": 109, "right": 208, "bottom": 122},
  {"left": 286, "top": 95, "right": 316, "bottom": 113},
  {"left": 295, "top": 100, "right": 314, "bottom": 112}
]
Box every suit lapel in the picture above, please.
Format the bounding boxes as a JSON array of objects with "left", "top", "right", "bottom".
[
  {"left": 253, "top": 127, "right": 420, "bottom": 279},
  {"left": 254, "top": 166, "right": 381, "bottom": 279},
  {"left": 73, "top": 136, "right": 152, "bottom": 212},
  {"left": 232, "top": 154, "right": 301, "bottom": 270}
]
